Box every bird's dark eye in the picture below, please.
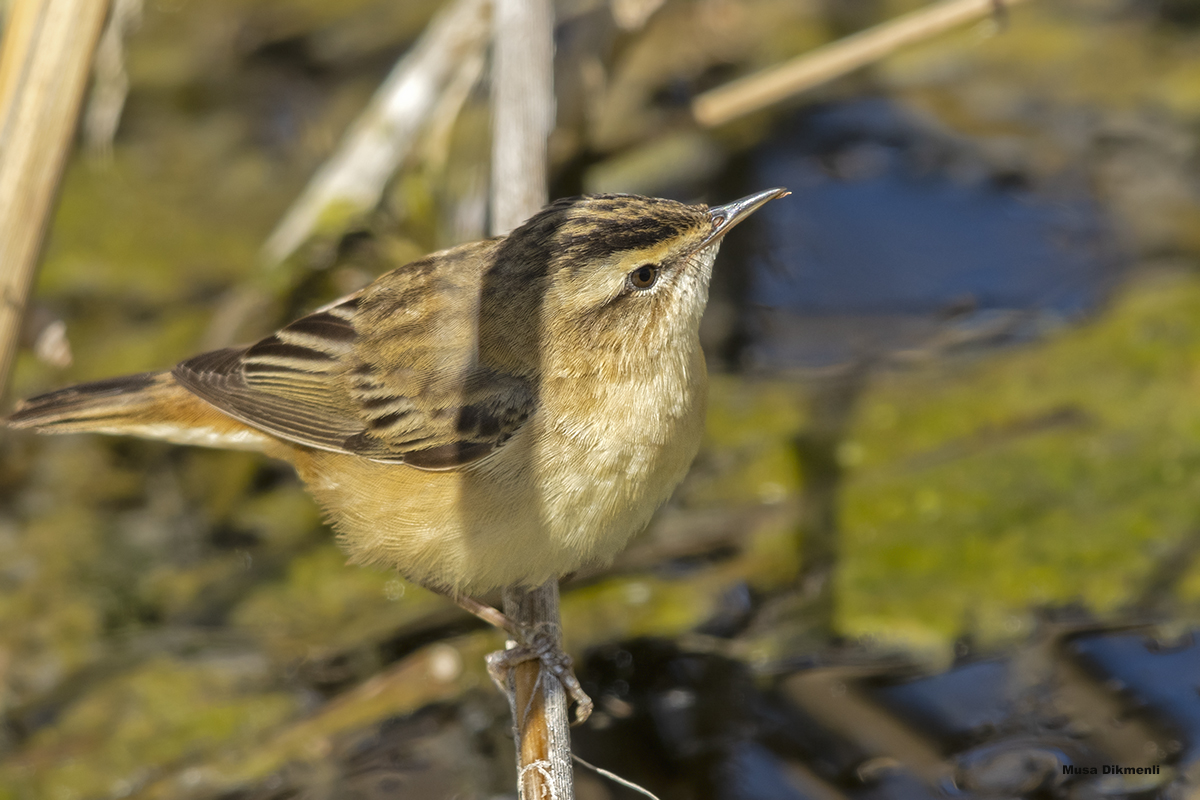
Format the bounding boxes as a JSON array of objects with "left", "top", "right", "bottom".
[{"left": 628, "top": 264, "right": 659, "bottom": 290}]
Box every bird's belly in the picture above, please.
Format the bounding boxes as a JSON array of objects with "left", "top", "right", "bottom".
[{"left": 292, "top": 395, "right": 704, "bottom": 594}]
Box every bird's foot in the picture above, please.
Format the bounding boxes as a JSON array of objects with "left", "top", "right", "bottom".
[
  {"left": 429, "top": 587, "right": 593, "bottom": 723},
  {"left": 486, "top": 622, "right": 593, "bottom": 725}
]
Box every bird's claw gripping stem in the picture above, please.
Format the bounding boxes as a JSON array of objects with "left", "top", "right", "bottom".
[{"left": 486, "top": 623, "right": 593, "bottom": 725}]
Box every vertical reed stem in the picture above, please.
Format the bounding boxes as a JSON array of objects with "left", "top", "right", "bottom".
[
  {"left": 0, "top": 0, "right": 111, "bottom": 399},
  {"left": 489, "top": 0, "right": 570, "bottom": 796}
]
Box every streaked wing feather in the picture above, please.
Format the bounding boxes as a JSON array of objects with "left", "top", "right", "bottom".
[
  {"left": 173, "top": 290, "right": 535, "bottom": 468},
  {"left": 345, "top": 369, "right": 535, "bottom": 465},
  {"left": 173, "top": 347, "right": 361, "bottom": 454}
]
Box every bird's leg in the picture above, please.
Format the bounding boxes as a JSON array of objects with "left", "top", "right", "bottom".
[
  {"left": 444, "top": 591, "right": 521, "bottom": 636},
  {"left": 428, "top": 585, "right": 593, "bottom": 724}
]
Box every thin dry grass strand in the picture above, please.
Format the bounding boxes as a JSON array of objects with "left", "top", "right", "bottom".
[{"left": 572, "top": 754, "right": 663, "bottom": 800}]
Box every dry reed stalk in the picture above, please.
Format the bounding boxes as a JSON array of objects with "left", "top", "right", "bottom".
[
  {"left": 490, "top": 0, "right": 573, "bottom": 795},
  {"left": 262, "top": 0, "right": 491, "bottom": 265},
  {"left": 0, "top": 0, "right": 111, "bottom": 399},
  {"left": 693, "top": 0, "right": 1033, "bottom": 127}
]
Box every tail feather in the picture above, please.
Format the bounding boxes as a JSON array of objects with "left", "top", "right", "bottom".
[
  {"left": 7, "top": 371, "right": 273, "bottom": 452},
  {"left": 9, "top": 372, "right": 163, "bottom": 432}
]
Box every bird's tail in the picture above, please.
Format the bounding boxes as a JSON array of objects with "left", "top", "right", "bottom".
[
  {"left": 9, "top": 372, "right": 173, "bottom": 433},
  {"left": 7, "top": 371, "right": 270, "bottom": 451}
]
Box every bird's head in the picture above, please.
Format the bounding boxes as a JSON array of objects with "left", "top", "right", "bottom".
[{"left": 491, "top": 188, "right": 788, "bottom": 373}]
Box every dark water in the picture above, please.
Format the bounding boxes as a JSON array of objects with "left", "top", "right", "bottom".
[
  {"left": 1069, "top": 631, "right": 1200, "bottom": 761},
  {"left": 736, "top": 99, "right": 1122, "bottom": 369},
  {"left": 567, "top": 624, "right": 1196, "bottom": 800}
]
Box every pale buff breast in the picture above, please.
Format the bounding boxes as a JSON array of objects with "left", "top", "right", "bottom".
[{"left": 293, "top": 351, "right": 707, "bottom": 594}]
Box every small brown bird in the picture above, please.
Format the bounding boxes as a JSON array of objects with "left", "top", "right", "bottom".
[{"left": 8, "top": 188, "right": 787, "bottom": 714}]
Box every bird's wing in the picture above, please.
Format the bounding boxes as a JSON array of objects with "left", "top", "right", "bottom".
[{"left": 173, "top": 275, "right": 536, "bottom": 470}]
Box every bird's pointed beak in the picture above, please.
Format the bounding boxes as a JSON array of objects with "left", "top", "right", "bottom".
[{"left": 702, "top": 187, "right": 790, "bottom": 247}]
